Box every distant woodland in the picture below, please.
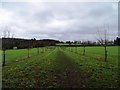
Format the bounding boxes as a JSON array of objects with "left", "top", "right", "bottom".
[{"left": 0, "top": 37, "right": 119, "bottom": 50}]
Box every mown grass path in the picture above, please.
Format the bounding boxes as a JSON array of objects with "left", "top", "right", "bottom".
[
  {"left": 32, "top": 48, "right": 89, "bottom": 88},
  {"left": 49, "top": 48, "right": 89, "bottom": 88}
]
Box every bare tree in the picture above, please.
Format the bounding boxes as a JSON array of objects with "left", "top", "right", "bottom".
[
  {"left": 82, "top": 42, "right": 86, "bottom": 56},
  {"left": 2, "top": 49, "right": 6, "bottom": 66},
  {"left": 2, "top": 26, "right": 11, "bottom": 38},
  {"left": 75, "top": 45, "right": 77, "bottom": 53},
  {"left": 12, "top": 33, "right": 14, "bottom": 38},
  {"left": 36, "top": 40, "right": 40, "bottom": 54},
  {"left": 2, "top": 26, "right": 15, "bottom": 66},
  {"left": 97, "top": 24, "right": 109, "bottom": 62},
  {"left": 74, "top": 41, "right": 78, "bottom": 53},
  {"left": 37, "top": 46, "right": 39, "bottom": 54},
  {"left": 7, "top": 30, "right": 10, "bottom": 38},
  {"left": 27, "top": 41, "right": 30, "bottom": 58},
  {"left": 3, "top": 30, "right": 7, "bottom": 38},
  {"left": 2, "top": 38, "right": 7, "bottom": 66},
  {"left": 2, "top": 26, "right": 10, "bottom": 66}
]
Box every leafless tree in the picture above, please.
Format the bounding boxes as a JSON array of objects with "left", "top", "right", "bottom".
[
  {"left": 82, "top": 42, "right": 86, "bottom": 56},
  {"left": 3, "top": 30, "right": 7, "bottom": 38},
  {"left": 27, "top": 41, "right": 30, "bottom": 58},
  {"left": 97, "top": 24, "right": 109, "bottom": 62},
  {"left": 12, "top": 33, "right": 14, "bottom": 38},
  {"left": 2, "top": 26, "right": 11, "bottom": 38},
  {"left": 37, "top": 41, "right": 40, "bottom": 54},
  {"left": 2, "top": 49, "right": 5, "bottom": 66},
  {"left": 37, "top": 46, "right": 39, "bottom": 54},
  {"left": 7, "top": 30, "right": 10, "bottom": 38},
  {"left": 2, "top": 26, "right": 9, "bottom": 66},
  {"left": 74, "top": 41, "right": 78, "bottom": 53}
]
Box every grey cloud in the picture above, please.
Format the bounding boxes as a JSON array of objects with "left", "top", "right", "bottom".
[{"left": 1, "top": 2, "right": 118, "bottom": 41}]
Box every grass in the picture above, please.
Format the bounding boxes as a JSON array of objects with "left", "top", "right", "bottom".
[
  {"left": 63, "top": 46, "right": 118, "bottom": 88},
  {"left": 2, "top": 46, "right": 119, "bottom": 88},
  {"left": 2, "top": 47, "right": 53, "bottom": 65},
  {"left": 2, "top": 47, "right": 56, "bottom": 88}
]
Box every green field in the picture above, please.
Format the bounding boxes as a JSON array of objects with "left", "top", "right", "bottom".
[{"left": 2, "top": 46, "right": 119, "bottom": 88}]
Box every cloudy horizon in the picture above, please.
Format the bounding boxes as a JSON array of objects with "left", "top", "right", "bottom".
[{"left": 0, "top": 2, "right": 118, "bottom": 41}]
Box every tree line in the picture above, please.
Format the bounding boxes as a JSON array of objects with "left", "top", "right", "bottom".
[
  {"left": 65, "top": 37, "right": 120, "bottom": 46},
  {"left": 1, "top": 38, "right": 61, "bottom": 50}
]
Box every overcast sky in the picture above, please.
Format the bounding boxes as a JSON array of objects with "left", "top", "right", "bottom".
[{"left": 0, "top": 1, "right": 118, "bottom": 41}]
